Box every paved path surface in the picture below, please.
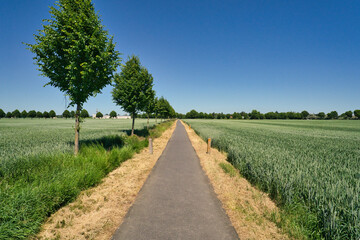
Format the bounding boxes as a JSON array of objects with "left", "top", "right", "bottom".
[{"left": 112, "top": 121, "right": 239, "bottom": 240}]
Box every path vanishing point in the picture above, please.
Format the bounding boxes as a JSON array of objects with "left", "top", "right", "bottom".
[{"left": 112, "top": 121, "right": 239, "bottom": 240}]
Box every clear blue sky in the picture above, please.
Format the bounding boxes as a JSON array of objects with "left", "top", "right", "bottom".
[{"left": 1, "top": 0, "right": 359, "bottom": 115}]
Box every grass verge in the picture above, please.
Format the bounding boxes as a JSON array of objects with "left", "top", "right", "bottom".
[{"left": 0, "top": 120, "right": 174, "bottom": 239}]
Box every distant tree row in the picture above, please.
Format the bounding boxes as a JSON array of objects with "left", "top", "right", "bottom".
[
  {"left": 181, "top": 109, "right": 360, "bottom": 120},
  {"left": 0, "top": 109, "right": 56, "bottom": 119},
  {"left": 62, "top": 109, "right": 90, "bottom": 119}
]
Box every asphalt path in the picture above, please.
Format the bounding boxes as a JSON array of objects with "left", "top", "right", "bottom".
[{"left": 112, "top": 121, "right": 239, "bottom": 240}]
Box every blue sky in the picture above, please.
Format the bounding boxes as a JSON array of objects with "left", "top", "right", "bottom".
[{"left": 1, "top": 0, "right": 359, "bottom": 115}]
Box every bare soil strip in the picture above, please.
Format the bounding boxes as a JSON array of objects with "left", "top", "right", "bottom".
[
  {"left": 183, "top": 121, "right": 289, "bottom": 240},
  {"left": 36, "top": 122, "right": 176, "bottom": 240}
]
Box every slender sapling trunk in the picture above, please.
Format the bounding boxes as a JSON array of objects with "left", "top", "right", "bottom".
[
  {"left": 147, "top": 114, "right": 150, "bottom": 129},
  {"left": 131, "top": 112, "right": 135, "bottom": 136},
  {"left": 74, "top": 104, "right": 81, "bottom": 155}
]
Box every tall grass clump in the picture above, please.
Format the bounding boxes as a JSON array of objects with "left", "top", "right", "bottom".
[
  {"left": 185, "top": 119, "right": 360, "bottom": 239},
  {"left": 0, "top": 120, "right": 173, "bottom": 239}
]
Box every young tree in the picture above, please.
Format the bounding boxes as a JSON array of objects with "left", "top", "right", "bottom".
[
  {"left": 154, "top": 97, "right": 159, "bottom": 123},
  {"left": 43, "top": 111, "right": 50, "bottom": 118},
  {"left": 21, "top": 110, "right": 28, "bottom": 118},
  {"left": 49, "top": 110, "right": 56, "bottom": 118},
  {"left": 28, "top": 110, "right": 36, "bottom": 119},
  {"left": 0, "top": 109, "right": 5, "bottom": 118},
  {"left": 354, "top": 110, "right": 360, "bottom": 119},
  {"left": 63, "top": 110, "right": 71, "bottom": 118},
  {"left": 36, "top": 111, "right": 43, "bottom": 118},
  {"left": 110, "top": 110, "right": 117, "bottom": 118},
  {"left": 112, "top": 56, "right": 149, "bottom": 135},
  {"left": 12, "top": 109, "right": 21, "bottom": 118},
  {"left": 6, "top": 112, "right": 12, "bottom": 118},
  {"left": 96, "top": 112, "right": 103, "bottom": 118},
  {"left": 140, "top": 68, "right": 155, "bottom": 129},
  {"left": 26, "top": 0, "right": 120, "bottom": 154},
  {"left": 157, "top": 97, "right": 175, "bottom": 120},
  {"left": 80, "top": 109, "right": 90, "bottom": 118}
]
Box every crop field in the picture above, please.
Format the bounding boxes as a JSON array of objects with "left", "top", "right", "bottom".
[
  {"left": 0, "top": 118, "right": 167, "bottom": 239},
  {"left": 0, "top": 118, "right": 156, "bottom": 162},
  {"left": 185, "top": 119, "right": 360, "bottom": 239}
]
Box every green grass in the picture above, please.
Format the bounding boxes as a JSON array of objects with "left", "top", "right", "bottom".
[
  {"left": 219, "top": 162, "right": 237, "bottom": 177},
  {"left": 0, "top": 118, "right": 173, "bottom": 239},
  {"left": 185, "top": 119, "right": 360, "bottom": 240},
  {"left": 0, "top": 118, "right": 157, "bottom": 162}
]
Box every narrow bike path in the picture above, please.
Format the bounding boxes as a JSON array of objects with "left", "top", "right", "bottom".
[{"left": 112, "top": 121, "right": 239, "bottom": 240}]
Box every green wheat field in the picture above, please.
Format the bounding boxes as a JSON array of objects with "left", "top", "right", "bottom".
[
  {"left": 185, "top": 119, "right": 360, "bottom": 239},
  {"left": 0, "top": 118, "right": 165, "bottom": 239}
]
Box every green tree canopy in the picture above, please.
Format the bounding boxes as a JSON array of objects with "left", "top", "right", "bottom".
[
  {"left": 110, "top": 110, "right": 117, "bottom": 118},
  {"left": 6, "top": 112, "right": 12, "bottom": 118},
  {"left": 344, "top": 111, "right": 353, "bottom": 119},
  {"left": 96, "top": 112, "right": 103, "bottom": 118},
  {"left": 354, "top": 110, "right": 360, "bottom": 119},
  {"left": 26, "top": 0, "right": 120, "bottom": 154},
  {"left": 28, "top": 110, "right": 36, "bottom": 118},
  {"left": 43, "top": 111, "right": 50, "bottom": 118},
  {"left": 49, "top": 110, "right": 56, "bottom": 118},
  {"left": 140, "top": 68, "right": 155, "bottom": 128},
  {"left": 112, "top": 56, "right": 153, "bottom": 135},
  {"left": 317, "top": 112, "right": 325, "bottom": 119},
  {"left": 0, "top": 109, "right": 5, "bottom": 118},
  {"left": 36, "top": 111, "right": 43, "bottom": 118},
  {"left": 63, "top": 110, "right": 70, "bottom": 118},
  {"left": 80, "top": 109, "right": 89, "bottom": 118},
  {"left": 327, "top": 111, "right": 338, "bottom": 119},
  {"left": 21, "top": 110, "right": 28, "bottom": 118},
  {"left": 186, "top": 109, "right": 199, "bottom": 119},
  {"left": 12, "top": 109, "right": 21, "bottom": 118},
  {"left": 301, "top": 110, "right": 310, "bottom": 119},
  {"left": 70, "top": 110, "right": 75, "bottom": 118},
  {"left": 157, "top": 97, "right": 175, "bottom": 119}
]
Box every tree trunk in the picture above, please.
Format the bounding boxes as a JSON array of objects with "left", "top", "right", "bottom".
[
  {"left": 147, "top": 115, "right": 149, "bottom": 129},
  {"left": 131, "top": 113, "right": 135, "bottom": 136},
  {"left": 74, "top": 104, "right": 81, "bottom": 155}
]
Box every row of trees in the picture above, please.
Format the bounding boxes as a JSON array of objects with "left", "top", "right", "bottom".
[
  {"left": 111, "top": 56, "right": 175, "bottom": 134},
  {"left": 182, "top": 109, "right": 360, "bottom": 120},
  {"left": 26, "top": 0, "right": 175, "bottom": 154},
  {"left": 0, "top": 109, "right": 56, "bottom": 119},
  {"left": 62, "top": 109, "right": 90, "bottom": 118}
]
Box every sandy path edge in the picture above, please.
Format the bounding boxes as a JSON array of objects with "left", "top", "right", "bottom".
[
  {"left": 182, "top": 121, "right": 290, "bottom": 240},
  {"left": 35, "top": 121, "right": 176, "bottom": 240}
]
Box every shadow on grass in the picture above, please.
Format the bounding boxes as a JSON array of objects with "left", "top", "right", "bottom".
[
  {"left": 66, "top": 135, "right": 125, "bottom": 151},
  {"left": 67, "top": 126, "right": 153, "bottom": 150},
  {"left": 121, "top": 127, "right": 149, "bottom": 137}
]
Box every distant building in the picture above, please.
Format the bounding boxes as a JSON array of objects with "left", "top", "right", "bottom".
[
  {"left": 116, "top": 115, "right": 131, "bottom": 119},
  {"left": 92, "top": 114, "right": 131, "bottom": 119}
]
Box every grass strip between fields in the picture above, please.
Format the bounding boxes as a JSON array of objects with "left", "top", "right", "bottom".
[{"left": 0, "top": 120, "right": 174, "bottom": 240}]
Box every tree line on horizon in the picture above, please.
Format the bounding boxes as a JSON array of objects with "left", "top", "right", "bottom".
[{"left": 180, "top": 109, "right": 360, "bottom": 120}]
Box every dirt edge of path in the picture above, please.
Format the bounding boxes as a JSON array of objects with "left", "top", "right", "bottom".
[
  {"left": 36, "top": 121, "right": 177, "bottom": 240},
  {"left": 183, "top": 121, "right": 289, "bottom": 240}
]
